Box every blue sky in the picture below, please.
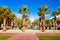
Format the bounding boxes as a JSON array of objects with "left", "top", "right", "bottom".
[{"left": 0, "top": 0, "right": 60, "bottom": 21}]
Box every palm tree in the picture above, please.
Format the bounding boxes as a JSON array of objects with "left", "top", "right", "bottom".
[
  {"left": 18, "top": 5, "right": 29, "bottom": 31},
  {"left": 8, "top": 13, "right": 16, "bottom": 30},
  {"left": 25, "top": 18, "right": 29, "bottom": 29},
  {"left": 38, "top": 5, "right": 48, "bottom": 32},
  {"left": 52, "top": 8, "right": 60, "bottom": 30},
  {"left": 0, "top": 6, "right": 11, "bottom": 32}
]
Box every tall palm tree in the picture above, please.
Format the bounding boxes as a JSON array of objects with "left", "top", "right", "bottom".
[
  {"left": 8, "top": 13, "right": 16, "bottom": 30},
  {"left": 18, "top": 5, "right": 29, "bottom": 31},
  {"left": 52, "top": 8, "right": 60, "bottom": 30},
  {"left": 0, "top": 6, "right": 11, "bottom": 32},
  {"left": 38, "top": 5, "right": 48, "bottom": 32}
]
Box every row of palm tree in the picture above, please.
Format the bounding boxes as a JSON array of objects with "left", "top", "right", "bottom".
[
  {"left": 18, "top": 5, "right": 60, "bottom": 32},
  {"left": 37, "top": 5, "right": 60, "bottom": 32},
  {"left": 0, "top": 5, "right": 30, "bottom": 32},
  {"left": 0, "top": 5, "right": 60, "bottom": 32},
  {"left": 0, "top": 6, "right": 16, "bottom": 32}
]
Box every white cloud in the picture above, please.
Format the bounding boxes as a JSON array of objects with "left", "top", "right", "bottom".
[
  {"left": 49, "top": 17, "right": 53, "bottom": 19},
  {"left": 49, "top": 15, "right": 60, "bottom": 19},
  {"left": 15, "top": 14, "right": 36, "bottom": 22},
  {"left": 15, "top": 13, "right": 40, "bottom": 22},
  {"left": 15, "top": 13, "right": 60, "bottom": 21},
  {"left": 15, "top": 14, "right": 22, "bottom": 19},
  {"left": 57, "top": 15, "right": 60, "bottom": 18},
  {"left": 29, "top": 15, "right": 39, "bottom": 22}
]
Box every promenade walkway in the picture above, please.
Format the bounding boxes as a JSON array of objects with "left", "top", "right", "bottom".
[{"left": 8, "top": 33, "right": 39, "bottom": 40}]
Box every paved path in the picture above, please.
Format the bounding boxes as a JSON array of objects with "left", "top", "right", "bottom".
[{"left": 8, "top": 33, "right": 39, "bottom": 40}]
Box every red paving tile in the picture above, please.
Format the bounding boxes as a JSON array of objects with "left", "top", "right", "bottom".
[
  {"left": 8, "top": 33, "right": 39, "bottom": 40},
  {"left": 0, "top": 32, "right": 60, "bottom": 40}
]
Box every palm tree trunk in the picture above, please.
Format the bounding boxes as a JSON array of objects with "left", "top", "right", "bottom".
[
  {"left": 10, "top": 19, "right": 13, "bottom": 30},
  {"left": 42, "top": 20, "right": 45, "bottom": 32},
  {"left": 55, "top": 21, "right": 57, "bottom": 30},
  {"left": 22, "top": 15, "right": 25, "bottom": 32},
  {"left": 2, "top": 18, "right": 6, "bottom": 32},
  {"left": 40, "top": 21, "right": 42, "bottom": 31},
  {"left": 42, "top": 14, "right": 45, "bottom": 32},
  {"left": 54, "top": 16, "right": 57, "bottom": 30}
]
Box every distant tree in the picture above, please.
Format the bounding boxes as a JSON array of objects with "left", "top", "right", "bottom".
[
  {"left": 45, "top": 19, "right": 52, "bottom": 29},
  {"left": 57, "top": 19, "right": 60, "bottom": 24},
  {"left": 51, "top": 8, "right": 60, "bottom": 30}
]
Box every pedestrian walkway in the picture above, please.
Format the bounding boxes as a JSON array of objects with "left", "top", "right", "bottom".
[{"left": 8, "top": 33, "right": 39, "bottom": 40}]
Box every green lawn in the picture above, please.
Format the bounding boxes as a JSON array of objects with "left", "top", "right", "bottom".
[
  {"left": 38, "top": 36, "right": 60, "bottom": 40},
  {"left": 0, "top": 36, "right": 11, "bottom": 40},
  {"left": 0, "top": 36, "right": 60, "bottom": 40}
]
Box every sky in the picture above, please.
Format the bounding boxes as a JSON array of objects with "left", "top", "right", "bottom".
[{"left": 0, "top": 0, "right": 60, "bottom": 22}]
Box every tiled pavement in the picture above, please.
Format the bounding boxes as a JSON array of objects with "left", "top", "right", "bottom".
[
  {"left": 8, "top": 33, "right": 39, "bottom": 40},
  {"left": 0, "top": 29, "right": 60, "bottom": 36},
  {"left": 0, "top": 29, "right": 60, "bottom": 40}
]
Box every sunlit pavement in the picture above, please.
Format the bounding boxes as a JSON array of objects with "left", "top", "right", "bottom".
[
  {"left": 8, "top": 33, "right": 39, "bottom": 40},
  {"left": 0, "top": 29, "right": 60, "bottom": 33}
]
